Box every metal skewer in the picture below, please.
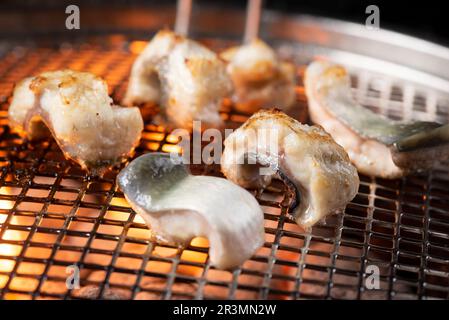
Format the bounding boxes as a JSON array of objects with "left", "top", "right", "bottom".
[
  {"left": 174, "top": 0, "right": 192, "bottom": 36},
  {"left": 243, "top": 0, "right": 263, "bottom": 43}
]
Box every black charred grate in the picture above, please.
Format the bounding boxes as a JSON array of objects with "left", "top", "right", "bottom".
[{"left": 0, "top": 38, "right": 448, "bottom": 300}]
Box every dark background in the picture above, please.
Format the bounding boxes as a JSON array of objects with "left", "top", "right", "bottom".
[
  {"left": 274, "top": 0, "right": 444, "bottom": 42},
  {"left": 0, "top": 0, "right": 447, "bottom": 46},
  {"left": 219, "top": 0, "right": 447, "bottom": 45}
]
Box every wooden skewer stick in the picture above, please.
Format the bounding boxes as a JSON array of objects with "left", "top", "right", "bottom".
[
  {"left": 243, "top": 0, "right": 263, "bottom": 43},
  {"left": 174, "top": 0, "right": 193, "bottom": 36}
]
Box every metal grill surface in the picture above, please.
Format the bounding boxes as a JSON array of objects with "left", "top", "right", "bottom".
[{"left": 0, "top": 36, "right": 448, "bottom": 300}]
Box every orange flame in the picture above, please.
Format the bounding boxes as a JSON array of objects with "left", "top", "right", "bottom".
[{"left": 0, "top": 193, "right": 19, "bottom": 289}]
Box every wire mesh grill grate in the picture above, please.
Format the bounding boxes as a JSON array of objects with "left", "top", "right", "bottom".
[{"left": 0, "top": 37, "right": 448, "bottom": 300}]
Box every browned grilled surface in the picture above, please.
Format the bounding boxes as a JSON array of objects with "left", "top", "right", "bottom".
[{"left": 0, "top": 38, "right": 448, "bottom": 300}]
